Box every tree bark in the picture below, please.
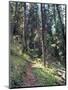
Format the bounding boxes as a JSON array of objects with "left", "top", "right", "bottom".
[
  {"left": 23, "top": 3, "right": 27, "bottom": 52},
  {"left": 41, "top": 4, "right": 47, "bottom": 66},
  {"left": 56, "top": 5, "right": 66, "bottom": 61},
  {"left": 56, "top": 5, "right": 65, "bottom": 41}
]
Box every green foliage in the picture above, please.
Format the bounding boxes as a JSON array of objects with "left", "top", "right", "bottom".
[
  {"left": 32, "top": 67, "right": 58, "bottom": 86},
  {"left": 10, "top": 55, "right": 28, "bottom": 88}
]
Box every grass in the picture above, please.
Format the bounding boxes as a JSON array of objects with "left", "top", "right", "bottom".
[
  {"left": 32, "top": 68, "right": 58, "bottom": 86},
  {"left": 32, "top": 59, "right": 66, "bottom": 86},
  {"left": 32, "top": 60, "right": 58, "bottom": 86},
  {"left": 9, "top": 54, "right": 28, "bottom": 88}
]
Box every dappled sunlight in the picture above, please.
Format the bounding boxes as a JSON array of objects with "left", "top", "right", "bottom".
[
  {"left": 10, "top": 54, "right": 66, "bottom": 87},
  {"left": 32, "top": 67, "right": 57, "bottom": 86},
  {"left": 32, "top": 59, "right": 56, "bottom": 75},
  {"left": 43, "top": 68, "right": 56, "bottom": 75},
  {"left": 22, "top": 53, "right": 30, "bottom": 59},
  {"left": 55, "top": 75, "right": 62, "bottom": 81},
  {"left": 32, "top": 60, "right": 44, "bottom": 69},
  {"left": 31, "top": 60, "right": 65, "bottom": 85}
]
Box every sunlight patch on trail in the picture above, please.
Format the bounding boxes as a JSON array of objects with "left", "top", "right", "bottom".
[
  {"left": 32, "top": 61, "right": 44, "bottom": 69},
  {"left": 32, "top": 59, "right": 56, "bottom": 75}
]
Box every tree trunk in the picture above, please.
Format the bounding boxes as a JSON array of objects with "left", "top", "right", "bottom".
[
  {"left": 56, "top": 5, "right": 66, "bottom": 61},
  {"left": 41, "top": 4, "right": 48, "bottom": 66},
  {"left": 23, "top": 3, "right": 27, "bottom": 52},
  {"left": 53, "top": 5, "right": 60, "bottom": 59},
  {"left": 56, "top": 5, "right": 65, "bottom": 41}
]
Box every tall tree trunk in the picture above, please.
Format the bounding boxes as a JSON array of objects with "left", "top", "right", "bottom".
[
  {"left": 26, "top": 7, "right": 30, "bottom": 53},
  {"left": 56, "top": 5, "right": 66, "bottom": 61},
  {"left": 56, "top": 5, "right": 65, "bottom": 41},
  {"left": 41, "top": 4, "right": 48, "bottom": 66},
  {"left": 53, "top": 5, "right": 60, "bottom": 59},
  {"left": 15, "top": 2, "right": 18, "bottom": 33},
  {"left": 23, "top": 3, "right": 27, "bottom": 52}
]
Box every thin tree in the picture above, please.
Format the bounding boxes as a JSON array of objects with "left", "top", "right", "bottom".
[{"left": 41, "top": 4, "right": 48, "bottom": 66}]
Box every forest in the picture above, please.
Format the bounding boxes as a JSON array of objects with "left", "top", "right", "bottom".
[{"left": 9, "top": 1, "right": 66, "bottom": 88}]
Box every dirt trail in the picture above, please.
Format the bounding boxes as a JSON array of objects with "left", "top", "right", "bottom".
[{"left": 23, "top": 62, "right": 37, "bottom": 86}]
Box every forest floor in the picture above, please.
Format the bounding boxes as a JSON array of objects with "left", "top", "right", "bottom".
[
  {"left": 10, "top": 53, "right": 66, "bottom": 88},
  {"left": 23, "top": 62, "right": 37, "bottom": 86},
  {"left": 23, "top": 59, "right": 65, "bottom": 87}
]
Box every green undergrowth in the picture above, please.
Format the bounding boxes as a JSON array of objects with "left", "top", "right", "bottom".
[
  {"left": 9, "top": 51, "right": 65, "bottom": 88},
  {"left": 9, "top": 53, "right": 29, "bottom": 88},
  {"left": 32, "top": 67, "right": 60, "bottom": 86}
]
